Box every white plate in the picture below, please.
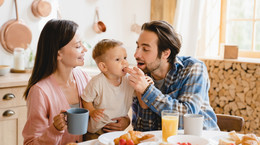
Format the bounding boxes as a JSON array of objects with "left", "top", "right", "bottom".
[
  {"left": 167, "top": 135, "right": 210, "bottom": 145},
  {"left": 98, "top": 131, "right": 126, "bottom": 145},
  {"left": 209, "top": 133, "right": 244, "bottom": 145},
  {"left": 138, "top": 142, "right": 159, "bottom": 145}
]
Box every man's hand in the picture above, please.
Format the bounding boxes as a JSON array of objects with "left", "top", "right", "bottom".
[
  {"left": 126, "top": 67, "right": 150, "bottom": 94},
  {"left": 145, "top": 76, "right": 154, "bottom": 85},
  {"left": 102, "top": 116, "right": 130, "bottom": 132},
  {"left": 136, "top": 91, "right": 148, "bottom": 109}
]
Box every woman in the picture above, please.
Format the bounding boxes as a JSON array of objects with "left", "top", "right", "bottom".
[{"left": 22, "top": 19, "right": 91, "bottom": 145}]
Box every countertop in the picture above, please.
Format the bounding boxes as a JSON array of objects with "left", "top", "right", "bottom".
[
  {"left": 199, "top": 57, "right": 260, "bottom": 64},
  {"left": 0, "top": 66, "right": 100, "bottom": 88},
  {"left": 0, "top": 72, "right": 31, "bottom": 88}
]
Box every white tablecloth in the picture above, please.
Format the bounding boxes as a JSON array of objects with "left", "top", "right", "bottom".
[{"left": 78, "top": 130, "right": 229, "bottom": 145}]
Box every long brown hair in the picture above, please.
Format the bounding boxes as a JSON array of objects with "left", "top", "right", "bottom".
[
  {"left": 24, "top": 19, "right": 78, "bottom": 99},
  {"left": 141, "top": 20, "right": 182, "bottom": 65}
]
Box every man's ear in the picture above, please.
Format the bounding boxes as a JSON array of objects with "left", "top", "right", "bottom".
[
  {"left": 98, "top": 62, "right": 107, "bottom": 72},
  {"left": 162, "top": 49, "right": 171, "bottom": 59}
]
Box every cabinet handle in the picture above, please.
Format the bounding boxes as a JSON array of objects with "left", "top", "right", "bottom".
[
  {"left": 3, "top": 93, "right": 15, "bottom": 100},
  {"left": 3, "top": 110, "right": 15, "bottom": 117}
]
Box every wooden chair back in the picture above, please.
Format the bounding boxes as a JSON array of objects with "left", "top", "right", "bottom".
[{"left": 216, "top": 114, "right": 244, "bottom": 132}]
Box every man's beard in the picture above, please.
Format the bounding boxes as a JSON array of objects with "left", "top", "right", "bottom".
[{"left": 140, "top": 58, "right": 161, "bottom": 74}]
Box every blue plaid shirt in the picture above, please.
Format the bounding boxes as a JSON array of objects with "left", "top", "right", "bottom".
[{"left": 132, "top": 56, "right": 219, "bottom": 131}]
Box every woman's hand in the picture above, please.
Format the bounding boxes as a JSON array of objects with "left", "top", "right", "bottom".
[
  {"left": 102, "top": 116, "right": 130, "bottom": 132},
  {"left": 53, "top": 110, "right": 67, "bottom": 131}
]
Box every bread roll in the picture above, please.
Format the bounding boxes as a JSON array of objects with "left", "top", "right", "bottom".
[
  {"left": 218, "top": 137, "right": 236, "bottom": 145},
  {"left": 241, "top": 134, "right": 260, "bottom": 145},
  {"left": 228, "top": 131, "right": 241, "bottom": 144}
]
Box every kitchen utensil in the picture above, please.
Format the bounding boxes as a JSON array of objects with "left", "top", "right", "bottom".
[
  {"left": 131, "top": 15, "right": 141, "bottom": 34},
  {"left": 0, "top": 65, "right": 10, "bottom": 76},
  {"left": 93, "top": 8, "right": 106, "bottom": 33},
  {"left": 10, "top": 68, "right": 31, "bottom": 73},
  {"left": 57, "top": 5, "right": 62, "bottom": 19},
  {"left": 0, "top": 0, "right": 4, "bottom": 6},
  {"left": 0, "top": 0, "right": 32, "bottom": 53},
  {"left": 31, "top": 0, "right": 52, "bottom": 17}
]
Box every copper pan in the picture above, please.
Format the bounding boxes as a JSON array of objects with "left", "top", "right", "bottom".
[
  {"left": 0, "top": 0, "right": 4, "bottom": 6},
  {"left": 0, "top": 0, "right": 32, "bottom": 53},
  {"left": 31, "top": 0, "right": 52, "bottom": 17},
  {"left": 93, "top": 8, "right": 106, "bottom": 33},
  {"left": 0, "top": 20, "right": 16, "bottom": 53}
]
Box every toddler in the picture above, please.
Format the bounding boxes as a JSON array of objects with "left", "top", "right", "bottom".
[{"left": 81, "top": 39, "right": 134, "bottom": 137}]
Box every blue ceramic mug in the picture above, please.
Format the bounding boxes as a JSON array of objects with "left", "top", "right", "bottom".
[{"left": 65, "top": 108, "right": 89, "bottom": 135}]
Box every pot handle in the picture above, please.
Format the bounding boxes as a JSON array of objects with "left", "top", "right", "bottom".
[
  {"left": 95, "top": 7, "right": 100, "bottom": 21},
  {"left": 57, "top": 6, "right": 62, "bottom": 19},
  {"left": 14, "top": 0, "right": 19, "bottom": 20}
]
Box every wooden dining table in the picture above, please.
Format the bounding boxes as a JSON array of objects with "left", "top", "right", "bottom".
[{"left": 78, "top": 130, "right": 230, "bottom": 145}]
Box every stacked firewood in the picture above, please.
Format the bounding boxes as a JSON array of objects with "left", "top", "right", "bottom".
[{"left": 201, "top": 59, "right": 260, "bottom": 136}]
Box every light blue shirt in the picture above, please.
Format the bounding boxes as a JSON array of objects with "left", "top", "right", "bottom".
[{"left": 132, "top": 56, "right": 219, "bottom": 131}]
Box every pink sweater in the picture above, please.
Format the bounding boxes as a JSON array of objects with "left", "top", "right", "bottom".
[{"left": 22, "top": 68, "right": 91, "bottom": 145}]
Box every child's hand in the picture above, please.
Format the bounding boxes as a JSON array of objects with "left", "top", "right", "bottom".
[
  {"left": 145, "top": 76, "right": 154, "bottom": 85},
  {"left": 90, "top": 109, "right": 105, "bottom": 122}
]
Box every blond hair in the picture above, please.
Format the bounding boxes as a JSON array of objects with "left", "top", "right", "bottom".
[{"left": 92, "top": 39, "right": 123, "bottom": 63}]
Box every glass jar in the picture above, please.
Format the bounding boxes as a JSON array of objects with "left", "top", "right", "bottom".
[{"left": 13, "top": 48, "right": 25, "bottom": 70}]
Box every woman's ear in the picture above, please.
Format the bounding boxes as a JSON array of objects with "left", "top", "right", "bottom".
[
  {"left": 57, "top": 50, "right": 62, "bottom": 61},
  {"left": 98, "top": 62, "right": 107, "bottom": 72},
  {"left": 162, "top": 49, "right": 171, "bottom": 59}
]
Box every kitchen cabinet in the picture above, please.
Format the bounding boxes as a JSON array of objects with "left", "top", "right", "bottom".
[
  {"left": 0, "top": 73, "right": 30, "bottom": 145},
  {"left": 0, "top": 67, "right": 99, "bottom": 145}
]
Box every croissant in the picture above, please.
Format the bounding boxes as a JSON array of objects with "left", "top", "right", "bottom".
[
  {"left": 129, "top": 131, "right": 143, "bottom": 144},
  {"left": 114, "top": 133, "right": 132, "bottom": 145},
  {"left": 114, "top": 131, "right": 156, "bottom": 145}
]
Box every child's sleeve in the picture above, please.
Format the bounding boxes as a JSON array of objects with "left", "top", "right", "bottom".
[{"left": 81, "top": 80, "right": 97, "bottom": 103}]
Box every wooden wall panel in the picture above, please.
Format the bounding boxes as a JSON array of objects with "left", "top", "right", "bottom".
[{"left": 150, "top": 0, "right": 177, "bottom": 25}]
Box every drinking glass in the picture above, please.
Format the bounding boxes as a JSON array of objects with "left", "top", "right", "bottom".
[{"left": 161, "top": 110, "right": 179, "bottom": 142}]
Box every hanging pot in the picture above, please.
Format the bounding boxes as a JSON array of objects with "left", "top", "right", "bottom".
[
  {"left": 31, "top": 0, "right": 52, "bottom": 17},
  {"left": 93, "top": 8, "right": 106, "bottom": 33},
  {"left": 130, "top": 15, "right": 141, "bottom": 34},
  {"left": 0, "top": 0, "right": 4, "bottom": 6},
  {"left": 0, "top": 0, "right": 32, "bottom": 53}
]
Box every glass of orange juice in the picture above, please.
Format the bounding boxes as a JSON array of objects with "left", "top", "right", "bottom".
[{"left": 161, "top": 110, "right": 179, "bottom": 142}]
